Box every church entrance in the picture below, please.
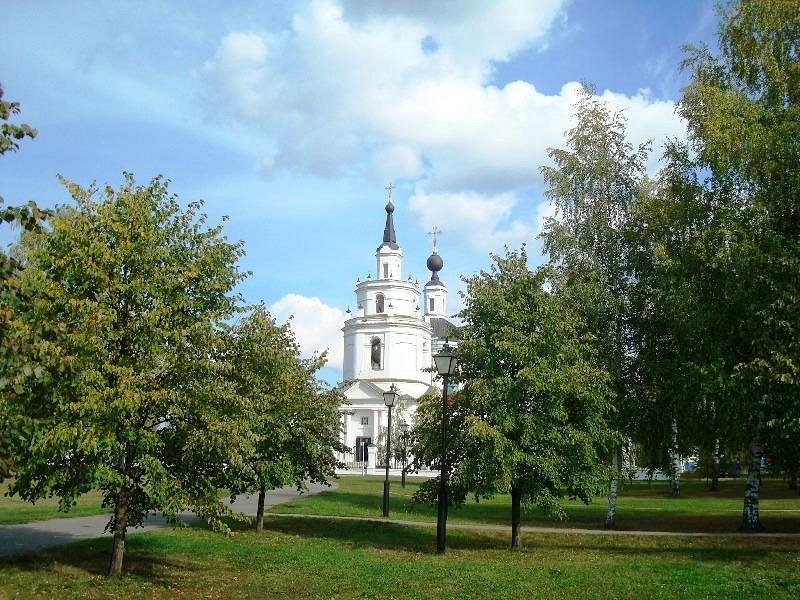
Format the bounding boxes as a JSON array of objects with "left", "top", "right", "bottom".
[{"left": 355, "top": 437, "right": 371, "bottom": 463}]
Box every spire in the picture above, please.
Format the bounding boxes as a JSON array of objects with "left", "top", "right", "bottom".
[{"left": 379, "top": 182, "right": 399, "bottom": 250}]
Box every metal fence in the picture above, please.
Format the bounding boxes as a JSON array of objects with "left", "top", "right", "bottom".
[{"left": 336, "top": 449, "right": 405, "bottom": 470}]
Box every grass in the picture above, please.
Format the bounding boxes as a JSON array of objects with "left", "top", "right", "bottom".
[
  {"left": 272, "top": 476, "right": 800, "bottom": 533},
  {"left": 0, "top": 480, "right": 108, "bottom": 525},
  {"left": 0, "top": 516, "right": 799, "bottom": 599}
]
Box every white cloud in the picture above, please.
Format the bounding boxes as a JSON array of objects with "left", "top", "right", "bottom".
[
  {"left": 269, "top": 293, "right": 345, "bottom": 369},
  {"left": 339, "top": 0, "right": 566, "bottom": 66},
  {"left": 408, "top": 189, "right": 532, "bottom": 253},
  {"left": 200, "top": 0, "right": 687, "bottom": 253},
  {"left": 202, "top": 1, "right": 685, "bottom": 193}
]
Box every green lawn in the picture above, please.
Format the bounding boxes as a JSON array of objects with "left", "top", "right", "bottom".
[
  {"left": 272, "top": 476, "right": 800, "bottom": 533},
  {"left": 1, "top": 516, "right": 798, "bottom": 599},
  {"left": 0, "top": 481, "right": 108, "bottom": 525}
]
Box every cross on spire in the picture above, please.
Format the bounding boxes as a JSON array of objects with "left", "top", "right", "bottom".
[
  {"left": 385, "top": 182, "right": 394, "bottom": 203},
  {"left": 428, "top": 225, "right": 442, "bottom": 253}
]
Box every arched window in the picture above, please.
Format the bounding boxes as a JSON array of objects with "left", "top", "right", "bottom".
[
  {"left": 371, "top": 337, "right": 382, "bottom": 369},
  {"left": 376, "top": 293, "right": 385, "bottom": 313}
]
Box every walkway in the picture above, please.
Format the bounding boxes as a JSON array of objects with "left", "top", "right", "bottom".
[
  {"left": 267, "top": 512, "right": 800, "bottom": 539},
  {"left": 0, "top": 482, "right": 333, "bottom": 557}
]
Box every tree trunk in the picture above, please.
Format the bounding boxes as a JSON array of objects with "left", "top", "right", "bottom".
[
  {"left": 787, "top": 462, "right": 797, "bottom": 492},
  {"left": 108, "top": 489, "right": 130, "bottom": 576},
  {"left": 256, "top": 488, "right": 266, "bottom": 532},
  {"left": 741, "top": 437, "right": 763, "bottom": 531},
  {"left": 669, "top": 418, "right": 681, "bottom": 497},
  {"left": 710, "top": 438, "right": 720, "bottom": 491},
  {"left": 605, "top": 447, "right": 619, "bottom": 528},
  {"left": 510, "top": 486, "right": 522, "bottom": 549}
]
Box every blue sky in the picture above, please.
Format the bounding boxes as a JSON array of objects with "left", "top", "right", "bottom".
[{"left": 1, "top": 0, "right": 718, "bottom": 384}]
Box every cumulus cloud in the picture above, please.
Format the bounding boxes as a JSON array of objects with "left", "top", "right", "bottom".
[
  {"left": 269, "top": 293, "right": 345, "bottom": 369},
  {"left": 202, "top": 1, "right": 685, "bottom": 191},
  {"left": 201, "top": 0, "right": 686, "bottom": 252},
  {"left": 409, "top": 189, "right": 532, "bottom": 252}
]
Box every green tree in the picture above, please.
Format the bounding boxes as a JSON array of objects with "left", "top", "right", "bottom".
[
  {"left": 0, "top": 81, "right": 45, "bottom": 229},
  {"left": 413, "top": 249, "right": 615, "bottom": 548},
  {"left": 222, "top": 305, "right": 345, "bottom": 532},
  {"left": 679, "top": 0, "right": 800, "bottom": 529},
  {"left": 0, "top": 82, "right": 50, "bottom": 477},
  {"left": 540, "top": 86, "right": 655, "bottom": 523},
  {"left": 0, "top": 174, "right": 247, "bottom": 574}
]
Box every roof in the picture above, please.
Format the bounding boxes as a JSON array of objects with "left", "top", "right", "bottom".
[{"left": 430, "top": 317, "right": 459, "bottom": 340}]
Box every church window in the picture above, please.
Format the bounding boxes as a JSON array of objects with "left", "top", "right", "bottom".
[
  {"left": 361, "top": 416, "right": 369, "bottom": 425},
  {"left": 383, "top": 263, "right": 389, "bottom": 278},
  {"left": 376, "top": 293, "right": 385, "bottom": 313},
  {"left": 429, "top": 298, "right": 435, "bottom": 312},
  {"left": 371, "top": 336, "right": 382, "bottom": 369}
]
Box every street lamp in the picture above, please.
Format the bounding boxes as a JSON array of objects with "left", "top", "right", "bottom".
[
  {"left": 432, "top": 342, "right": 457, "bottom": 554},
  {"left": 382, "top": 383, "right": 398, "bottom": 517},
  {"left": 399, "top": 421, "right": 410, "bottom": 488}
]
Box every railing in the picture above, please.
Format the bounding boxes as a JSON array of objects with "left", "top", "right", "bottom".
[{"left": 336, "top": 449, "right": 407, "bottom": 471}]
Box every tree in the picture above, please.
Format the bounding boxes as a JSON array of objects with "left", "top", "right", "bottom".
[
  {"left": 679, "top": 0, "right": 800, "bottom": 529},
  {"left": 540, "top": 86, "right": 655, "bottom": 522},
  {"left": 413, "top": 248, "right": 615, "bottom": 548},
  {"left": 0, "top": 82, "right": 50, "bottom": 478},
  {"left": 222, "top": 305, "right": 345, "bottom": 532},
  {"left": 0, "top": 173, "right": 247, "bottom": 574}
]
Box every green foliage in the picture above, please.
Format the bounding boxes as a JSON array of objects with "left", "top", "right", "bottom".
[
  {"left": 0, "top": 82, "right": 37, "bottom": 160},
  {"left": 676, "top": 0, "right": 800, "bottom": 481},
  {"left": 222, "top": 305, "right": 345, "bottom": 501},
  {"left": 0, "top": 173, "right": 247, "bottom": 570},
  {"left": 0, "top": 84, "right": 51, "bottom": 478},
  {"left": 413, "top": 248, "right": 615, "bottom": 526},
  {"left": 540, "top": 85, "right": 649, "bottom": 437}
]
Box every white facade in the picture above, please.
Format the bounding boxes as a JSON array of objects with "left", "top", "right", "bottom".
[{"left": 338, "top": 199, "right": 451, "bottom": 468}]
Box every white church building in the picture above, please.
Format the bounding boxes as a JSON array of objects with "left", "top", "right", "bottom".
[{"left": 336, "top": 193, "right": 456, "bottom": 470}]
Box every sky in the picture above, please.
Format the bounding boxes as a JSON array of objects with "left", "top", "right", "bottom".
[{"left": 1, "top": 0, "right": 719, "bottom": 384}]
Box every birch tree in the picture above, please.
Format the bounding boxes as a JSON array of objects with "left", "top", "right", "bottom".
[
  {"left": 680, "top": 0, "right": 800, "bottom": 529},
  {"left": 540, "top": 87, "right": 651, "bottom": 526}
]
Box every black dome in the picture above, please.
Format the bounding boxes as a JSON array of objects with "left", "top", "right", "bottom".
[
  {"left": 426, "top": 253, "right": 443, "bottom": 272},
  {"left": 385, "top": 200, "right": 395, "bottom": 214}
]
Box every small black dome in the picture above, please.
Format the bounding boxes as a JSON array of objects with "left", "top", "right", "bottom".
[
  {"left": 426, "top": 253, "right": 443, "bottom": 272},
  {"left": 385, "top": 200, "right": 395, "bottom": 214}
]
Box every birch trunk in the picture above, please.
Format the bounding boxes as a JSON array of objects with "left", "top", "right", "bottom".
[
  {"left": 669, "top": 418, "right": 681, "bottom": 497},
  {"left": 710, "top": 438, "right": 720, "bottom": 491},
  {"left": 605, "top": 447, "right": 619, "bottom": 528},
  {"left": 108, "top": 488, "right": 130, "bottom": 576},
  {"left": 740, "top": 437, "right": 763, "bottom": 531},
  {"left": 256, "top": 488, "right": 266, "bottom": 532},
  {"left": 510, "top": 486, "right": 522, "bottom": 549}
]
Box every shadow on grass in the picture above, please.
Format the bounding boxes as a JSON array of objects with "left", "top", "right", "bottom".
[
  {"left": 260, "top": 514, "right": 800, "bottom": 567},
  {"left": 0, "top": 530, "right": 207, "bottom": 588},
  {"left": 281, "top": 483, "right": 800, "bottom": 534}
]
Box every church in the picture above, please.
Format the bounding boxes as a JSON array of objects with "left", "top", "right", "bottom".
[{"left": 336, "top": 190, "right": 456, "bottom": 470}]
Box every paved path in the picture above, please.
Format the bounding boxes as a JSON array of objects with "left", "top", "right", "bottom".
[
  {"left": 0, "top": 482, "right": 334, "bottom": 557},
  {"left": 267, "top": 512, "right": 800, "bottom": 539}
]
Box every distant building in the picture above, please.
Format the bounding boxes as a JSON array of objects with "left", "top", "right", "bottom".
[{"left": 337, "top": 193, "right": 456, "bottom": 469}]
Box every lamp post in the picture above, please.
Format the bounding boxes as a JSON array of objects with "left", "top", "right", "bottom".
[
  {"left": 433, "top": 342, "right": 457, "bottom": 554},
  {"left": 399, "top": 421, "right": 409, "bottom": 488},
  {"left": 382, "top": 383, "right": 398, "bottom": 517}
]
